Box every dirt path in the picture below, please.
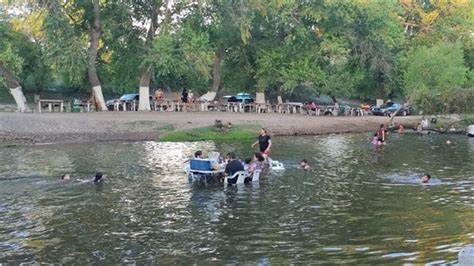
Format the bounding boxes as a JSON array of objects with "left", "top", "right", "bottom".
[{"left": 0, "top": 112, "right": 418, "bottom": 144}]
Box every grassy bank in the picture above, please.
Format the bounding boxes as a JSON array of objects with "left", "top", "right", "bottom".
[{"left": 159, "top": 125, "right": 257, "bottom": 142}]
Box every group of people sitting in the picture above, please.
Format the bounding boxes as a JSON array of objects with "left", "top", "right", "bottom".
[
  {"left": 154, "top": 87, "right": 194, "bottom": 106},
  {"left": 193, "top": 150, "right": 266, "bottom": 184}
]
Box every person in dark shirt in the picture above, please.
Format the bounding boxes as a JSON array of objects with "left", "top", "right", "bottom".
[
  {"left": 224, "top": 152, "right": 244, "bottom": 184},
  {"left": 77, "top": 172, "right": 106, "bottom": 184},
  {"left": 93, "top": 172, "right": 104, "bottom": 184},
  {"left": 251, "top": 128, "right": 272, "bottom": 156},
  {"left": 181, "top": 88, "right": 188, "bottom": 103},
  {"left": 194, "top": 150, "right": 203, "bottom": 159}
]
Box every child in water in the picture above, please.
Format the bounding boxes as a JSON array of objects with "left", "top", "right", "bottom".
[
  {"left": 243, "top": 157, "right": 252, "bottom": 171},
  {"left": 421, "top": 174, "right": 431, "bottom": 183},
  {"left": 77, "top": 172, "right": 105, "bottom": 184},
  {"left": 372, "top": 124, "right": 386, "bottom": 145},
  {"left": 398, "top": 124, "right": 405, "bottom": 134},
  {"left": 299, "top": 159, "right": 310, "bottom": 171}
]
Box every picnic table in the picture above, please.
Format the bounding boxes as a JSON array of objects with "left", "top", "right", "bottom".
[
  {"left": 38, "top": 99, "right": 64, "bottom": 113},
  {"left": 287, "top": 102, "right": 304, "bottom": 114},
  {"left": 276, "top": 102, "right": 303, "bottom": 114}
]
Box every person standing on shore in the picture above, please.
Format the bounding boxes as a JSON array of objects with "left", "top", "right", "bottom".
[
  {"left": 252, "top": 128, "right": 272, "bottom": 157},
  {"left": 181, "top": 88, "right": 188, "bottom": 111},
  {"left": 154, "top": 88, "right": 164, "bottom": 102},
  {"left": 181, "top": 89, "right": 188, "bottom": 104}
]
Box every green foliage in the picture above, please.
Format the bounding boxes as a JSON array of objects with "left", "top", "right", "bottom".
[
  {"left": 460, "top": 114, "right": 474, "bottom": 128},
  {"left": 442, "top": 89, "right": 474, "bottom": 114},
  {"left": 404, "top": 42, "right": 468, "bottom": 111},
  {"left": 0, "top": 14, "right": 50, "bottom": 93},
  {"left": 0, "top": 43, "right": 23, "bottom": 75},
  {"left": 42, "top": 8, "right": 88, "bottom": 89},
  {"left": 1, "top": 0, "right": 472, "bottom": 112},
  {"left": 159, "top": 126, "right": 256, "bottom": 142}
]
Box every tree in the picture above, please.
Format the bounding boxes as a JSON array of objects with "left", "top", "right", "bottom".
[
  {"left": 181, "top": 0, "right": 257, "bottom": 100},
  {"left": 0, "top": 18, "right": 30, "bottom": 112},
  {"left": 145, "top": 24, "right": 213, "bottom": 95},
  {"left": 111, "top": 0, "right": 196, "bottom": 111},
  {"left": 87, "top": 0, "right": 107, "bottom": 111},
  {"left": 252, "top": 0, "right": 324, "bottom": 96},
  {"left": 404, "top": 42, "right": 469, "bottom": 113}
]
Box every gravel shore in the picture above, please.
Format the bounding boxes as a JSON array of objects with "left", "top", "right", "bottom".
[{"left": 0, "top": 112, "right": 418, "bottom": 144}]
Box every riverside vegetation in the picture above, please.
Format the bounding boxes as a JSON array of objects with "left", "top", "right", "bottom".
[{"left": 0, "top": 1, "right": 472, "bottom": 115}]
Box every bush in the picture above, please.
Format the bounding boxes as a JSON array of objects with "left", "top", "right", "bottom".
[{"left": 159, "top": 126, "right": 256, "bottom": 142}]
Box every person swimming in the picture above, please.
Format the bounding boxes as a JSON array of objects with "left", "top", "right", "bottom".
[
  {"left": 61, "top": 174, "right": 71, "bottom": 181},
  {"left": 77, "top": 172, "right": 105, "bottom": 184},
  {"left": 398, "top": 124, "right": 405, "bottom": 134},
  {"left": 299, "top": 159, "right": 310, "bottom": 171},
  {"left": 93, "top": 172, "right": 104, "bottom": 183},
  {"left": 421, "top": 174, "right": 431, "bottom": 183}
]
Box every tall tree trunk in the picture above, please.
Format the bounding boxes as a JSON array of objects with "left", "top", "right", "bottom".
[
  {"left": 198, "top": 51, "right": 224, "bottom": 102},
  {"left": 138, "top": 66, "right": 152, "bottom": 111},
  {"left": 0, "top": 64, "right": 30, "bottom": 112},
  {"left": 138, "top": 5, "right": 160, "bottom": 111},
  {"left": 88, "top": 0, "right": 107, "bottom": 111},
  {"left": 210, "top": 51, "right": 224, "bottom": 93}
]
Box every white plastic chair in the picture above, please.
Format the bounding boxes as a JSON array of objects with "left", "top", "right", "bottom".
[
  {"left": 268, "top": 158, "right": 285, "bottom": 171},
  {"left": 208, "top": 151, "right": 220, "bottom": 164},
  {"left": 224, "top": 171, "right": 247, "bottom": 185},
  {"left": 251, "top": 169, "right": 261, "bottom": 182}
]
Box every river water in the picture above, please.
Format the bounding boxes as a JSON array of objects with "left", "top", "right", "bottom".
[{"left": 0, "top": 133, "right": 473, "bottom": 264}]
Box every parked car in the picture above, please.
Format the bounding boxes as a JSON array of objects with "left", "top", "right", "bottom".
[
  {"left": 371, "top": 102, "right": 410, "bottom": 116},
  {"left": 106, "top": 93, "right": 152, "bottom": 111},
  {"left": 322, "top": 103, "right": 351, "bottom": 116},
  {"left": 223, "top": 93, "right": 254, "bottom": 103}
]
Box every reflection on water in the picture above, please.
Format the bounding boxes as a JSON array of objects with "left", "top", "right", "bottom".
[{"left": 0, "top": 134, "right": 473, "bottom": 264}]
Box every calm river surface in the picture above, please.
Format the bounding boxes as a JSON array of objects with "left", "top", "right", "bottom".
[{"left": 0, "top": 133, "right": 473, "bottom": 264}]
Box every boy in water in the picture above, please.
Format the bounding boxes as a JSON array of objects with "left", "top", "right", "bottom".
[
  {"left": 93, "top": 172, "right": 104, "bottom": 183},
  {"left": 421, "top": 174, "right": 431, "bottom": 183},
  {"left": 299, "top": 159, "right": 310, "bottom": 171}
]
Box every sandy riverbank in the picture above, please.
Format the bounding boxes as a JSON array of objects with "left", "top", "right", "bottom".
[{"left": 0, "top": 112, "right": 419, "bottom": 144}]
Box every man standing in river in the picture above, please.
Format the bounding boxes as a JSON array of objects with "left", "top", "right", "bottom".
[{"left": 252, "top": 128, "right": 272, "bottom": 157}]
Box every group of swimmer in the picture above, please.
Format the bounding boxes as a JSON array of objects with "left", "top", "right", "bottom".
[{"left": 372, "top": 121, "right": 440, "bottom": 184}]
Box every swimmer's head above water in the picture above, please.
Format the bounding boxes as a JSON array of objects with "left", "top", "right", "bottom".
[
  {"left": 421, "top": 174, "right": 431, "bottom": 183},
  {"left": 61, "top": 174, "right": 70, "bottom": 181},
  {"left": 299, "top": 159, "right": 310, "bottom": 170},
  {"left": 93, "top": 172, "right": 104, "bottom": 183}
]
